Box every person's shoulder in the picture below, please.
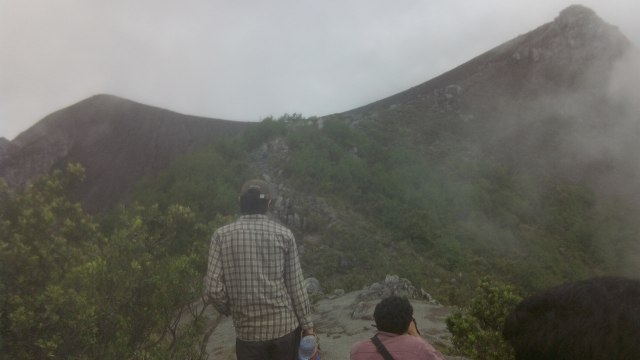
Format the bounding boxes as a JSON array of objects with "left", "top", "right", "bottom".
[
  {"left": 261, "top": 216, "right": 294, "bottom": 235},
  {"left": 217, "top": 215, "right": 293, "bottom": 236},
  {"left": 212, "top": 219, "right": 244, "bottom": 238},
  {"left": 349, "top": 338, "right": 375, "bottom": 356},
  {"left": 213, "top": 222, "right": 235, "bottom": 234}
]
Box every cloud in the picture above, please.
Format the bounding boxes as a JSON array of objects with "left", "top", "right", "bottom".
[{"left": 1, "top": 0, "right": 639, "bottom": 139}]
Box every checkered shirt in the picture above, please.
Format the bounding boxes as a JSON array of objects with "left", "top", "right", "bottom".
[{"left": 204, "top": 214, "right": 314, "bottom": 341}]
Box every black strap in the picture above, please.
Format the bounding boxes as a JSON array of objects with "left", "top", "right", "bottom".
[{"left": 370, "top": 334, "right": 395, "bottom": 360}]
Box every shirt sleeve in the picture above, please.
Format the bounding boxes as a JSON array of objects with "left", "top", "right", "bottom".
[
  {"left": 283, "top": 230, "right": 314, "bottom": 330},
  {"left": 204, "top": 230, "right": 230, "bottom": 316}
]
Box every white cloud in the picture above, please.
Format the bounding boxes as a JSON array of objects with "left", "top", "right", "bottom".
[{"left": 1, "top": 0, "right": 638, "bottom": 139}]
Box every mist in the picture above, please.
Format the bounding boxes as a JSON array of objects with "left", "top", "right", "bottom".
[{"left": 2, "top": 0, "right": 640, "bottom": 140}]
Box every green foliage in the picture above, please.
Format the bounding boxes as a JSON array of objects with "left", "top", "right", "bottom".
[
  {"left": 0, "top": 164, "right": 214, "bottom": 359},
  {"left": 6, "top": 109, "right": 639, "bottom": 357},
  {"left": 273, "top": 113, "right": 640, "bottom": 300},
  {"left": 133, "top": 140, "right": 250, "bottom": 220},
  {"left": 242, "top": 115, "right": 287, "bottom": 149},
  {"left": 88, "top": 203, "right": 211, "bottom": 358},
  {"left": 0, "top": 164, "right": 102, "bottom": 359},
  {"left": 446, "top": 278, "right": 522, "bottom": 360}
]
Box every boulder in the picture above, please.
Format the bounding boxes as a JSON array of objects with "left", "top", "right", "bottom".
[
  {"left": 304, "top": 277, "right": 323, "bottom": 296},
  {"left": 357, "top": 274, "right": 437, "bottom": 304}
]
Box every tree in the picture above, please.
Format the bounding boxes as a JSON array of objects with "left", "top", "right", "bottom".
[
  {"left": 0, "top": 164, "right": 103, "bottom": 359},
  {"left": 1, "top": 164, "right": 216, "bottom": 359}
]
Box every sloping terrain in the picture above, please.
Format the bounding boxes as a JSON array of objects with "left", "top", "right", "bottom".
[
  {"left": 2, "top": 5, "right": 640, "bottom": 359},
  {"left": 0, "top": 94, "right": 250, "bottom": 212},
  {"left": 340, "top": 5, "right": 636, "bottom": 193},
  {"left": 255, "top": 5, "right": 640, "bottom": 296},
  {"left": 1, "top": 4, "right": 638, "bottom": 293}
]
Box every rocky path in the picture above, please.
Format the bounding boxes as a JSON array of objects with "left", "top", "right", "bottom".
[
  {"left": 205, "top": 287, "right": 462, "bottom": 359},
  {"left": 310, "top": 290, "right": 454, "bottom": 359}
]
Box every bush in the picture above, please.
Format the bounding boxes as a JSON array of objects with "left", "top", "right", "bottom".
[{"left": 446, "top": 277, "right": 521, "bottom": 360}]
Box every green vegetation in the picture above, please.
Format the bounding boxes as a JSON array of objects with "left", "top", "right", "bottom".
[
  {"left": 0, "top": 165, "right": 216, "bottom": 359},
  {"left": 446, "top": 278, "right": 522, "bottom": 360},
  {"left": 123, "top": 113, "right": 640, "bottom": 301},
  {"left": 3, "top": 113, "right": 640, "bottom": 359},
  {"left": 274, "top": 114, "right": 640, "bottom": 299}
]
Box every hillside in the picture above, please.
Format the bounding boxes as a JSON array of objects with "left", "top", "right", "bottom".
[
  {"left": 341, "top": 4, "right": 634, "bottom": 187},
  {"left": 3, "top": 4, "right": 640, "bottom": 359},
  {"left": 0, "top": 94, "right": 250, "bottom": 212},
  {"left": 1, "top": 5, "right": 637, "bottom": 291},
  {"left": 244, "top": 5, "right": 640, "bottom": 296}
]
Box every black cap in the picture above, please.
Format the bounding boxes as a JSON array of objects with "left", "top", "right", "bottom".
[{"left": 240, "top": 179, "right": 272, "bottom": 200}]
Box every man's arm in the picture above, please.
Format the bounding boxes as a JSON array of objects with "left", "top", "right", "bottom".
[
  {"left": 283, "top": 230, "right": 314, "bottom": 333},
  {"left": 204, "top": 231, "right": 230, "bottom": 316}
]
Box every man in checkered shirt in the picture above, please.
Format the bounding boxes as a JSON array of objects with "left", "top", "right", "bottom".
[{"left": 205, "top": 179, "right": 315, "bottom": 359}]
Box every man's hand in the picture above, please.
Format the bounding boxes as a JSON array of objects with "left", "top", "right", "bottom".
[
  {"left": 302, "top": 327, "right": 316, "bottom": 336},
  {"left": 407, "top": 319, "right": 421, "bottom": 337}
]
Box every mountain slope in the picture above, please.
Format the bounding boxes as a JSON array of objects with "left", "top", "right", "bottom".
[
  {"left": 339, "top": 4, "right": 637, "bottom": 198},
  {"left": 257, "top": 5, "right": 640, "bottom": 295},
  {"left": 347, "top": 5, "right": 629, "bottom": 118},
  {"left": 0, "top": 94, "right": 250, "bottom": 212},
  {"left": 0, "top": 137, "right": 10, "bottom": 158}
]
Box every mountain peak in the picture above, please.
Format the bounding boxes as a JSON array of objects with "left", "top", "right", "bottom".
[
  {"left": 1, "top": 94, "right": 250, "bottom": 212},
  {"left": 84, "top": 93, "right": 131, "bottom": 104},
  {"left": 551, "top": 5, "right": 624, "bottom": 40},
  {"left": 555, "top": 4, "right": 599, "bottom": 25},
  {"left": 546, "top": 4, "right": 628, "bottom": 49},
  {"left": 78, "top": 93, "right": 140, "bottom": 110}
]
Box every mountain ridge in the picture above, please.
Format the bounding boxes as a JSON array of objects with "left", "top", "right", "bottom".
[
  {"left": 0, "top": 94, "right": 251, "bottom": 212},
  {"left": 1, "top": 5, "right": 636, "bottom": 212},
  {"left": 343, "top": 4, "right": 630, "bottom": 121}
]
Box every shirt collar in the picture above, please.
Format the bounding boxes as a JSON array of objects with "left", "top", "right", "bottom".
[
  {"left": 239, "top": 214, "right": 269, "bottom": 221},
  {"left": 376, "top": 331, "right": 404, "bottom": 339}
]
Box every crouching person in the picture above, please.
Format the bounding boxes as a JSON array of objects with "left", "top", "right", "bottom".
[
  {"left": 503, "top": 276, "right": 640, "bottom": 360},
  {"left": 350, "top": 295, "right": 445, "bottom": 360}
]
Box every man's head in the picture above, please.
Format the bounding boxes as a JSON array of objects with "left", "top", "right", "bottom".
[
  {"left": 503, "top": 276, "right": 640, "bottom": 360},
  {"left": 239, "top": 179, "right": 272, "bottom": 215},
  {"left": 374, "top": 295, "right": 414, "bottom": 335}
]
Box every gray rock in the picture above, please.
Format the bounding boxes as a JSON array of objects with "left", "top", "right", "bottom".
[
  {"left": 351, "top": 301, "right": 375, "bottom": 320},
  {"left": 304, "top": 277, "right": 323, "bottom": 296},
  {"left": 357, "top": 274, "right": 433, "bottom": 302},
  {"left": 327, "top": 289, "right": 345, "bottom": 300}
]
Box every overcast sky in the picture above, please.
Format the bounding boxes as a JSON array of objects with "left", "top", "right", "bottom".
[{"left": 1, "top": 0, "right": 639, "bottom": 140}]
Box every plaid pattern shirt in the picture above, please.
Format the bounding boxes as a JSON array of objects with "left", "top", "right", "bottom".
[{"left": 204, "top": 214, "right": 314, "bottom": 341}]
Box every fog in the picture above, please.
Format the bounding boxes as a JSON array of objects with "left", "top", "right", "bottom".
[{"left": 1, "top": 0, "right": 640, "bottom": 140}]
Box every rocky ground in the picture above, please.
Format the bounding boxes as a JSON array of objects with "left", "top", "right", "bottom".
[{"left": 205, "top": 275, "right": 469, "bottom": 360}]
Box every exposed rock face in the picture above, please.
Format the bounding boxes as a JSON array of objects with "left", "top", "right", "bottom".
[
  {"left": 352, "top": 275, "right": 437, "bottom": 323},
  {"left": 0, "top": 137, "right": 10, "bottom": 158},
  {"left": 249, "top": 138, "right": 342, "bottom": 247},
  {"left": 304, "top": 277, "right": 323, "bottom": 296},
  {"left": 356, "top": 274, "right": 437, "bottom": 305},
  {"left": 346, "top": 5, "right": 629, "bottom": 119},
  {"left": 0, "top": 94, "right": 250, "bottom": 212}
]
